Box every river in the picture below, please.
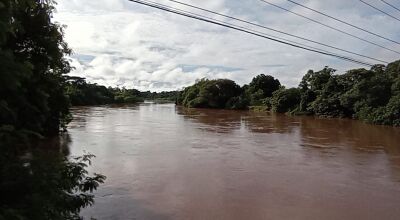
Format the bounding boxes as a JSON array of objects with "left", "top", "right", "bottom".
[{"left": 66, "top": 103, "right": 400, "bottom": 220}]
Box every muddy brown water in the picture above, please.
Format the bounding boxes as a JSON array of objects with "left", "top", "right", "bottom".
[{"left": 66, "top": 103, "right": 400, "bottom": 220}]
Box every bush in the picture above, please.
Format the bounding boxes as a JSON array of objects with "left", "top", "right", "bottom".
[
  {"left": 271, "top": 88, "right": 301, "bottom": 113},
  {"left": 178, "top": 79, "right": 243, "bottom": 109}
]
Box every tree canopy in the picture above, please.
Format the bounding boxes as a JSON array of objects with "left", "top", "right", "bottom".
[
  {"left": 0, "top": 0, "right": 71, "bottom": 136},
  {"left": 246, "top": 74, "right": 281, "bottom": 105},
  {"left": 177, "top": 78, "right": 248, "bottom": 109}
]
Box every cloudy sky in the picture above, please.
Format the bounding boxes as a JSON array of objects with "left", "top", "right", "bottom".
[{"left": 54, "top": 0, "right": 400, "bottom": 91}]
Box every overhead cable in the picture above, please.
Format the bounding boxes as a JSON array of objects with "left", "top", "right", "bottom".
[
  {"left": 259, "top": 0, "right": 400, "bottom": 55},
  {"left": 380, "top": 0, "right": 400, "bottom": 13},
  {"left": 164, "top": 0, "right": 389, "bottom": 63},
  {"left": 286, "top": 0, "right": 400, "bottom": 46},
  {"left": 359, "top": 0, "right": 400, "bottom": 22},
  {"left": 128, "top": 0, "right": 376, "bottom": 67}
]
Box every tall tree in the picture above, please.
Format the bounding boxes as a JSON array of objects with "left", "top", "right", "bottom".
[
  {"left": 1, "top": 1, "right": 105, "bottom": 219},
  {"left": 246, "top": 74, "right": 281, "bottom": 105},
  {"left": 0, "top": 0, "right": 71, "bottom": 136}
]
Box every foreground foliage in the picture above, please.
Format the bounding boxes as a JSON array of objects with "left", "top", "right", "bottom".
[
  {"left": 0, "top": 132, "right": 106, "bottom": 220},
  {"left": 0, "top": 0, "right": 71, "bottom": 135},
  {"left": 0, "top": 0, "right": 105, "bottom": 219}
]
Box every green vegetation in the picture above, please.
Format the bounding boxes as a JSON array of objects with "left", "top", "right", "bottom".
[
  {"left": 177, "top": 62, "right": 400, "bottom": 126},
  {"left": 0, "top": 1, "right": 105, "bottom": 219},
  {"left": 65, "top": 76, "right": 144, "bottom": 105},
  {"left": 270, "top": 88, "right": 301, "bottom": 113},
  {"left": 65, "top": 76, "right": 179, "bottom": 106},
  {"left": 140, "top": 90, "right": 179, "bottom": 103},
  {"left": 245, "top": 74, "right": 281, "bottom": 106},
  {"left": 296, "top": 64, "right": 400, "bottom": 126},
  {"left": 0, "top": 0, "right": 71, "bottom": 136},
  {"left": 177, "top": 79, "right": 248, "bottom": 109}
]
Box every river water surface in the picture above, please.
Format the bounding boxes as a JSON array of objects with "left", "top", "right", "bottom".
[{"left": 67, "top": 103, "right": 400, "bottom": 220}]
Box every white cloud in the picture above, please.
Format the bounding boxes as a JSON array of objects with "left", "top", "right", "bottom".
[{"left": 54, "top": 0, "right": 400, "bottom": 91}]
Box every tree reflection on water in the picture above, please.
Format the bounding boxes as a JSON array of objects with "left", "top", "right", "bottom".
[{"left": 0, "top": 132, "right": 105, "bottom": 220}]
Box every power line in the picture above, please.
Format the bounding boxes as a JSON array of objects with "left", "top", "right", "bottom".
[
  {"left": 132, "top": 0, "right": 376, "bottom": 66},
  {"left": 380, "top": 0, "right": 400, "bottom": 13},
  {"left": 163, "top": 0, "right": 389, "bottom": 63},
  {"left": 145, "top": 0, "right": 378, "bottom": 63},
  {"left": 286, "top": 0, "right": 400, "bottom": 46},
  {"left": 127, "top": 0, "right": 376, "bottom": 67},
  {"left": 359, "top": 0, "right": 400, "bottom": 22},
  {"left": 259, "top": 0, "right": 400, "bottom": 55}
]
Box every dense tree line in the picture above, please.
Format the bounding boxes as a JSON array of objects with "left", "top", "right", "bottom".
[
  {"left": 140, "top": 90, "right": 179, "bottom": 102},
  {"left": 0, "top": 1, "right": 104, "bottom": 219},
  {"left": 65, "top": 76, "right": 144, "bottom": 105},
  {"left": 296, "top": 63, "right": 400, "bottom": 126},
  {"left": 177, "top": 61, "right": 400, "bottom": 126},
  {"left": 65, "top": 76, "right": 179, "bottom": 106}
]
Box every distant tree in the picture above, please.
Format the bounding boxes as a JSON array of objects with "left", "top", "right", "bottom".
[
  {"left": 271, "top": 88, "right": 301, "bottom": 113},
  {"left": 341, "top": 64, "right": 399, "bottom": 125},
  {"left": 298, "top": 67, "right": 335, "bottom": 113},
  {"left": 65, "top": 77, "right": 145, "bottom": 105},
  {"left": 311, "top": 76, "right": 349, "bottom": 117},
  {"left": 385, "top": 60, "right": 400, "bottom": 79},
  {"left": 245, "top": 74, "right": 281, "bottom": 105},
  {"left": 114, "top": 88, "right": 144, "bottom": 104},
  {"left": 178, "top": 78, "right": 245, "bottom": 109},
  {"left": 299, "top": 67, "right": 335, "bottom": 92},
  {"left": 340, "top": 68, "right": 392, "bottom": 113}
]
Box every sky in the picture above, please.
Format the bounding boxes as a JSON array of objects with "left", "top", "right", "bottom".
[{"left": 53, "top": 0, "right": 400, "bottom": 91}]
